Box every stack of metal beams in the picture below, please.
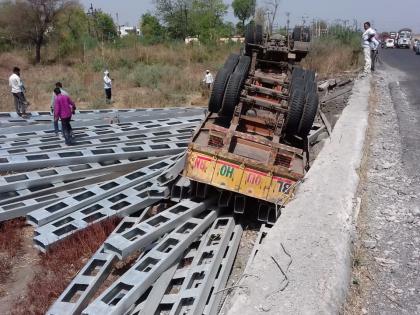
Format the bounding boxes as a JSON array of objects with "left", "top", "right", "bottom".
[{"left": 0, "top": 107, "right": 264, "bottom": 315}]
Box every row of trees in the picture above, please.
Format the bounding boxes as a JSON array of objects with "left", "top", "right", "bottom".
[
  {"left": 141, "top": 0, "right": 258, "bottom": 42},
  {"left": 0, "top": 0, "right": 118, "bottom": 63},
  {"left": 0, "top": 0, "right": 265, "bottom": 63}
]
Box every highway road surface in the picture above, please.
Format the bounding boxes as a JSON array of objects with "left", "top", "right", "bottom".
[
  {"left": 347, "top": 47, "right": 420, "bottom": 315},
  {"left": 380, "top": 47, "right": 420, "bottom": 182}
]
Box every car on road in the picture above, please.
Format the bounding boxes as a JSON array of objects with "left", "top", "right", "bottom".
[
  {"left": 385, "top": 38, "right": 395, "bottom": 48},
  {"left": 415, "top": 41, "right": 420, "bottom": 55},
  {"left": 412, "top": 39, "right": 418, "bottom": 51}
]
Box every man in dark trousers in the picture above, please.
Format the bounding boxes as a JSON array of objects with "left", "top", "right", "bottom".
[
  {"left": 9, "top": 67, "right": 29, "bottom": 116},
  {"left": 53, "top": 87, "right": 76, "bottom": 145}
]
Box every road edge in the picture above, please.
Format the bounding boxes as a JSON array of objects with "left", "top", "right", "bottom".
[{"left": 224, "top": 76, "right": 372, "bottom": 314}]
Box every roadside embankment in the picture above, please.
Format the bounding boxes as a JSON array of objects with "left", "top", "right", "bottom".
[{"left": 224, "top": 76, "right": 372, "bottom": 314}]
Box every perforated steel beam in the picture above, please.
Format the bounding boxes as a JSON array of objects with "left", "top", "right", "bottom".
[
  {"left": 82, "top": 210, "right": 217, "bottom": 315},
  {"left": 202, "top": 224, "right": 242, "bottom": 315},
  {"left": 33, "top": 184, "right": 169, "bottom": 252},
  {"left": 0, "top": 157, "right": 160, "bottom": 194},
  {"left": 150, "top": 216, "right": 236, "bottom": 315},
  {"left": 104, "top": 198, "right": 214, "bottom": 259},
  {"left": 0, "top": 138, "right": 188, "bottom": 172},
  {"left": 47, "top": 208, "right": 150, "bottom": 315},
  {"left": 128, "top": 228, "right": 213, "bottom": 315},
  {"left": 0, "top": 118, "right": 200, "bottom": 155},
  {"left": 0, "top": 107, "right": 205, "bottom": 135},
  {"left": 0, "top": 116, "right": 202, "bottom": 145},
  {"left": 0, "top": 186, "right": 93, "bottom": 222},
  {"left": 27, "top": 155, "right": 180, "bottom": 227}
]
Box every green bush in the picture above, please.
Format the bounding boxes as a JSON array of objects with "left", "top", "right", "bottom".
[
  {"left": 129, "top": 63, "right": 178, "bottom": 89},
  {"left": 91, "top": 58, "right": 107, "bottom": 72}
]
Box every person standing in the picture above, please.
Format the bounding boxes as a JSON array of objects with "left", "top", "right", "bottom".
[
  {"left": 104, "top": 70, "right": 112, "bottom": 104},
  {"left": 361, "top": 22, "right": 377, "bottom": 76},
  {"left": 50, "top": 82, "right": 69, "bottom": 135},
  {"left": 203, "top": 70, "right": 214, "bottom": 90},
  {"left": 53, "top": 87, "right": 76, "bottom": 145},
  {"left": 370, "top": 31, "right": 380, "bottom": 71},
  {"left": 9, "top": 67, "right": 29, "bottom": 116}
]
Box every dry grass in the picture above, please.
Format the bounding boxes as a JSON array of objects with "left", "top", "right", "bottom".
[
  {"left": 12, "top": 218, "right": 119, "bottom": 315},
  {"left": 0, "top": 43, "right": 238, "bottom": 112},
  {"left": 302, "top": 39, "right": 363, "bottom": 79},
  {"left": 0, "top": 218, "right": 26, "bottom": 285}
]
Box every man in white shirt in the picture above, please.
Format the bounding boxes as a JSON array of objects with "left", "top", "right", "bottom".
[
  {"left": 203, "top": 70, "right": 214, "bottom": 90},
  {"left": 104, "top": 70, "right": 112, "bottom": 104},
  {"left": 9, "top": 67, "right": 29, "bottom": 116},
  {"left": 361, "top": 22, "right": 377, "bottom": 76}
]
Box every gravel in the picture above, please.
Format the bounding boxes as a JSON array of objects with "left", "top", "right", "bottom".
[{"left": 344, "top": 68, "right": 420, "bottom": 315}]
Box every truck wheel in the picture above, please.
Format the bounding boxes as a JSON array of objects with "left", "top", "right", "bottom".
[
  {"left": 208, "top": 68, "right": 231, "bottom": 113},
  {"left": 305, "top": 81, "right": 317, "bottom": 95},
  {"left": 255, "top": 24, "right": 263, "bottom": 44},
  {"left": 298, "top": 92, "right": 319, "bottom": 137},
  {"left": 304, "top": 69, "right": 316, "bottom": 82},
  {"left": 235, "top": 55, "right": 251, "bottom": 74},
  {"left": 292, "top": 27, "right": 302, "bottom": 41},
  {"left": 245, "top": 22, "right": 256, "bottom": 45},
  {"left": 224, "top": 54, "right": 240, "bottom": 73},
  {"left": 221, "top": 72, "right": 246, "bottom": 117},
  {"left": 285, "top": 89, "right": 305, "bottom": 135}
]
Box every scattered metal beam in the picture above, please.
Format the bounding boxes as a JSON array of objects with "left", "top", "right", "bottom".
[{"left": 82, "top": 210, "right": 218, "bottom": 315}]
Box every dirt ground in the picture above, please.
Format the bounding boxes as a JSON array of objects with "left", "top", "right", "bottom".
[{"left": 0, "top": 225, "right": 40, "bottom": 315}]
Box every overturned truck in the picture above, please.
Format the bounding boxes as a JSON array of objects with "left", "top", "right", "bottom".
[{"left": 184, "top": 24, "right": 318, "bottom": 212}]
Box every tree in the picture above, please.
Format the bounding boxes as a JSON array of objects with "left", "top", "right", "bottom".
[
  {"left": 0, "top": 0, "right": 76, "bottom": 63},
  {"left": 92, "top": 11, "right": 117, "bottom": 41},
  {"left": 190, "top": 0, "right": 228, "bottom": 41},
  {"left": 154, "top": 0, "right": 193, "bottom": 39},
  {"left": 232, "top": 0, "right": 255, "bottom": 31},
  {"left": 266, "top": 0, "right": 280, "bottom": 34},
  {"left": 140, "top": 13, "right": 164, "bottom": 41},
  {"left": 54, "top": 4, "right": 89, "bottom": 57}
]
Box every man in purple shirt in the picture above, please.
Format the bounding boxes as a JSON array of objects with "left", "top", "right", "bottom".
[{"left": 54, "top": 87, "right": 76, "bottom": 145}]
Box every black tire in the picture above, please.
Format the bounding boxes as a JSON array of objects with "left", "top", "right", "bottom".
[
  {"left": 285, "top": 89, "right": 305, "bottom": 135},
  {"left": 245, "top": 22, "right": 256, "bottom": 45},
  {"left": 304, "top": 69, "right": 316, "bottom": 82},
  {"left": 255, "top": 24, "right": 263, "bottom": 44},
  {"left": 290, "top": 77, "right": 304, "bottom": 96},
  {"left": 208, "top": 68, "right": 231, "bottom": 113},
  {"left": 298, "top": 92, "right": 319, "bottom": 137},
  {"left": 292, "top": 27, "right": 302, "bottom": 41},
  {"left": 291, "top": 66, "right": 305, "bottom": 81},
  {"left": 221, "top": 72, "right": 247, "bottom": 117},
  {"left": 224, "top": 54, "right": 240, "bottom": 73},
  {"left": 235, "top": 55, "right": 251, "bottom": 74},
  {"left": 305, "top": 81, "right": 317, "bottom": 95}
]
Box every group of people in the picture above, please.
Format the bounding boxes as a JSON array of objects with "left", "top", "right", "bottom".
[{"left": 8, "top": 69, "right": 114, "bottom": 145}]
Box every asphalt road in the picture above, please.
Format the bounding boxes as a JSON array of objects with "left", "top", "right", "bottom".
[{"left": 379, "top": 47, "right": 420, "bottom": 185}]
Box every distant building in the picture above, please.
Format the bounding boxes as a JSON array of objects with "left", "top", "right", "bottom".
[
  {"left": 219, "top": 36, "right": 245, "bottom": 44},
  {"left": 119, "top": 25, "right": 140, "bottom": 37},
  {"left": 185, "top": 37, "right": 200, "bottom": 45}
]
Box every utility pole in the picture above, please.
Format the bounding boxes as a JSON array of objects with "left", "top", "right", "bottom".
[{"left": 286, "top": 12, "right": 290, "bottom": 36}]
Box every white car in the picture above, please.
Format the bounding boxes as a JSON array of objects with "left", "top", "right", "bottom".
[{"left": 385, "top": 38, "right": 395, "bottom": 48}]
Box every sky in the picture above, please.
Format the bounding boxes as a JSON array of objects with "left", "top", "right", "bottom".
[{"left": 80, "top": 0, "right": 420, "bottom": 33}]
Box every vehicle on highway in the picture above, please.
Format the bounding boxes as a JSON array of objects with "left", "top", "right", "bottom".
[
  {"left": 415, "top": 41, "right": 420, "bottom": 55},
  {"left": 385, "top": 38, "right": 395, "bottom": 48},
  {"left": 396, "top": 28, "right": 412, "bottom": 48},
  {"left": 413, "top": 38, "right": 419, "bottom": 51},
  {"left": 185, "top": 23, "right": 317, "bottom": 205}
]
